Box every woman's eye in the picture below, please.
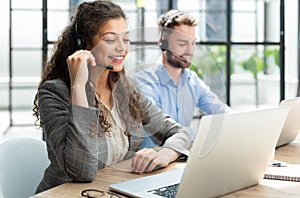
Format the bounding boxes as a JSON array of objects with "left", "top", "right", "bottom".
[{"left": 104, "top": 39, "right": 115, "bottom": 44}]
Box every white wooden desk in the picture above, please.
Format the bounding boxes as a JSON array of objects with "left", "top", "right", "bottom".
[{"left": 32, "top": 134, "right": 300, "bottom": 198}]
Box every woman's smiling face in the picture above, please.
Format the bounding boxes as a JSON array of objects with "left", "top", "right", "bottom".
[{"left": 91, "top": 17, "right": 130, "bottom": 72}]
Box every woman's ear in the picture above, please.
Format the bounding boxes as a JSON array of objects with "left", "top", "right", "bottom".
[{"left": 86, "top": 42, "right": 93, "bottom": 51}]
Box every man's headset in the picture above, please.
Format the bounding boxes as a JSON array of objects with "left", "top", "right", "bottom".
[{"left": 159, "top": 10, "right": 184, "bottom": 52}]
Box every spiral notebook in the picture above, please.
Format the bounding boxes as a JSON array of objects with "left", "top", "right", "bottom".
[
  {"left": 264, "top": 163, "right": 300, "bottom": 182},
  {"left": 109, "top": 106, "right": 289, "bottom": 198}
]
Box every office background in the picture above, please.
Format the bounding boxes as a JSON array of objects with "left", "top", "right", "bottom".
[{"left": 0, "top": 0, "right": 299, "bottom": 136}]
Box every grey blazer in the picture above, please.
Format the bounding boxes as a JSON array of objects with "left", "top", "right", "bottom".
[{"left": 36, "top": 78, "right": 191, "bottom": 193}]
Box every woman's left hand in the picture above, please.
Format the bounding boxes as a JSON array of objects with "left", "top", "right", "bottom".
[{"left": 131, "top": 148, "right": 179, "bottom": 174}]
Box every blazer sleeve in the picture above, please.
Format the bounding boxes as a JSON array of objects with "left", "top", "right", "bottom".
[
  {"left": 38, "top": 79, "right": 102, "bottom": 182},
  {"left": 141, "top": 94, "right": 191, "bottom": 156}
]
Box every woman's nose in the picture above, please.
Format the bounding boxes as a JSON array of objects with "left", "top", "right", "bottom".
[{"left": 116, "top": 38, "right": 129, "bottom": 51}]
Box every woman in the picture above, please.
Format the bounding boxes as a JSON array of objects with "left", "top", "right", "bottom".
[{"left": 33, "top": 0, "right": 190, "bottom": 193}]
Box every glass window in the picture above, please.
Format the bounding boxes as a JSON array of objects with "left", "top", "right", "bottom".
[
  {"left": 116, "top": 0, "right": 136, "bottom": 28},
  {"left": 192, "top": 45, "right": 228, "bottom": 102},
  {"left": 12, "top": 51, "right": 42, "bottom": 77},
  {"left": 177, "top": 0, "right": 227, "bottom": 42},
  {"left": 0, "top": 83, "right": 9, "bottom": 109},
  {"left": 265, "top": 1, "right": 280, "bottom": 42},
  {"left": 232, "top": 0, "right": 265, "bottom": 42},
  {"left": 205, "top": 0, "right": 227, "bottom": 42},
  {"left": 11, "top": 0, "right": 42, "bottom": 9},
  {"left": 231, "top": 45, "right": 281, "bottom": 109},
  {"left": 2, "top": 0, "right": 289, "bottom": 127},
  {"left": 48, "top": 0, "right": 69, "bottom": 9},
  {"left": 144, "top": 11, "right": 159, "bottom": 29},
  {"left": 126, "top": 11, "right": 138, "bottom": 32},
  {"left": 47, "top": 45, "right": 55, "bottom": 63},
  {"left": 48, "top": 11, "right": 70, "bottom": 42},
  {"left": 12, "top": 11, "right": 42, "bottom": 48},
  {"left": 125, "top": 44, "right": 161, "bottom": 76},
  {"left": 232, "top": 0, "right": 256, "bottom": 11},
  {"left": 178, "top": 0, "right": 202, "bottom": 10},
  {"left": 0, "top": 46, "right": 9, "bottom": 78},
  {"left": 12, "top": 89, "right": 38, "bottom": 124},
  {"left": 129, "top": 26, "right": 159, "bottom": 43},
  {"left": 7, "top": 0, "right": 43, "bottom": 127},
  {"left": 232, "top": 12, "right": 258, "bottom": 42},
  {"left": 0, "top": 0, "right": 9, "bottom": 78},
  {"left": 232, "top": 0, "right": 278, "bottom": 43},
  {"left": 231, "top": 45, "right": 260, "bottom": 109}
]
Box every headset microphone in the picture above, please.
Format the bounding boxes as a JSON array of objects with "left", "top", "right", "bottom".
[
  {"left": 96, "top": 63, "right": 114, "bottom": 70},
  {"left": 165, "top": 49, "right": 189, "bottom": 69},
  {"left": 166, "top": 49, "right": 188, "bottom": 63}
]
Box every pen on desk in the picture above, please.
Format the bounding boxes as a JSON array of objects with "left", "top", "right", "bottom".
[{"left": 272, "top": 161, "right": 287, "bottom": 167}]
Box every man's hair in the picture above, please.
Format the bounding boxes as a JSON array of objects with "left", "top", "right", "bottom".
[{"left": 158, "top": 9, "right": 197, "bottom": 29}]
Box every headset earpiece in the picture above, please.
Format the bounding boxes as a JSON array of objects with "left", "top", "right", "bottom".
[
  {"left": 75, "top": 24, "right": 86, "bottom": 49},
  {"left": 74, "top": 11, "right": 86, "bottom": 49},
  {"left": 76, "top": 37, "right": 86, "bottom": 49},
  {"left": 76, "top": 38, "right": 82, "bottom": 49},
  {"left": 159, "top": 39, "right": 168, "bottom": 51}
]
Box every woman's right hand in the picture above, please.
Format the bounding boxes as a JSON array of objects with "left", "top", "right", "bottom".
[
  {"left": 67, "top": 50, "right": 96, "bottom": 106},
  {"left": 67, "top": 50, "right": 96, "bottom": 88}
]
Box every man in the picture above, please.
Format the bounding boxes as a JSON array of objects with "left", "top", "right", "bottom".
[{"left": 134, "top": 10, "right": 231, "bottom": 148}]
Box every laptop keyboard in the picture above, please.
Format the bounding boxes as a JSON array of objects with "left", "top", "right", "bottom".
[{"left": 147, "top": 183, "right": 179, "bottom": 198}]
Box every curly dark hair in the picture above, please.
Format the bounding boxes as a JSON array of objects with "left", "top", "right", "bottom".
[{"left": 33, "top": 0, "right": 144, "bottom": 134}]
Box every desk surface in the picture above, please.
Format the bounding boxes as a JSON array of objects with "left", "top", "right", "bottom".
[{"left": 33, "top": 134, "right": 300, "bottom": 198}]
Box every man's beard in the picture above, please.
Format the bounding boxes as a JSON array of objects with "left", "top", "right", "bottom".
[{"left": 166, "top": 50, "right": 191, "bottom": 69}]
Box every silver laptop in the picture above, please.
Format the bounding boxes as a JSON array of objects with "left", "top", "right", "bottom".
[
  {"left": 276, "top": 97, "right": 300, "bottom": 147},
  {"left": 109, "top": 106, "right": 289, "bottom": 198}
]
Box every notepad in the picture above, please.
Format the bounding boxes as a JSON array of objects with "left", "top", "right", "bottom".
[{"left": 264, "top": 163, "right": 300, "bottom": 182}]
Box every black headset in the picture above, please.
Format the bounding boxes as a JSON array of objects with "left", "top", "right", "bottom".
[
  {"left": 159, "top": 38, "right": 169, "bottom": 52},
  {"left": 159, "top": 10, "right": 184, "bottom": 51},
  {"left": 74, "top": 10, "right": 87, "bottom": 49}
]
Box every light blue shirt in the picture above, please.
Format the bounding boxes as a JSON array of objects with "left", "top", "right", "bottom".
[{"left": 133, "top": 63, "right": 231, "bottom": 148}]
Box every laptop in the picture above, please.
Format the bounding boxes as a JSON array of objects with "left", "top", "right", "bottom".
[
  {"left": 276, "top": 97, "right": 300, "bottom": 147},
  {"left": 109, "top": 106, "right": 289, "bottom": 198}
]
